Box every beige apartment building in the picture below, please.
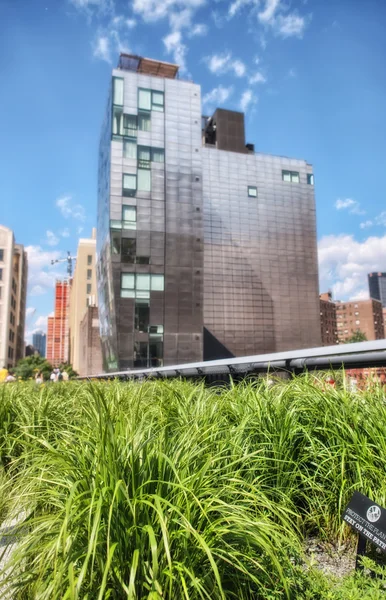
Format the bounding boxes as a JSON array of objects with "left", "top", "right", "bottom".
[
  {"left": 0, "top": 225, "right": 28, "bottom": 368},
  {"left": 69, "top": 229, "right": 101, "bottom": 374},
  {"left": 320, "top": 292, "right": 338, "bottom": 346},
  {"left": 335, "top": 298, "right": 385, "bottom": 343}
]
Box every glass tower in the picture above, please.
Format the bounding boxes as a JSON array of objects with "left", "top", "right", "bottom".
[
  {"left": 368, "top": 272, "right": 386, "bottom": 308},
  {"left": 97, "top": 54, "right": 321, "bottom": 371}
]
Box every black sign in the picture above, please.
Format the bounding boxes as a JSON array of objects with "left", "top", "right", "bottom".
[{"left": 343, "top": 491, "right": 386, "bottom": 553}]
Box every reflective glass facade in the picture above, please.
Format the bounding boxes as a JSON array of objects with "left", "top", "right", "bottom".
[
  {"left": 368, "top": 273, "right": 386, "bottom": 308},
  {"left": 97, "top": 66, "right": 203, "bottom": 370},
  {"left": 97, "top": 57, "right": 321, "bottom": 371}
]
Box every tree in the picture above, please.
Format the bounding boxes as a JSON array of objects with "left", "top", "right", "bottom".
[
  {"left": 14, "top": 355, "right": 53, "bottom": 381},
  {"left": 345, "top": 330, "right": 367, "bottom": 344}
]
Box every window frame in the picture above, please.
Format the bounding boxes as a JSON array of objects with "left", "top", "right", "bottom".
[
  {"left": 138, "top": 88, "right": 152, "bottom": 111},
  {"left": 282, "top": 170, "right": 300, "bottom": 183},
  {"left": 112, "top": 77, "right": 124, "bottom": 106},
  {"left": 137, "top": 168, "right": 151, "bottom": 191},
  {"left": 123, "top": 173, "right": 137, "bottom": 197},
  {"left": 123, "top": 137, "right": 137, "bottom": 159},
  {"left": 151, "top": 90, "right": 164, "bottom": 112},
  {"left": 248, "top": 186, "right": 257, "bottom": 198},
  {"left": 307, "top": 173, "right": 314, "bottom": 185},
  {"left": 122, "top": 205, "right": 137, "bottom": 230},
  {"left": 138, "top": 111, "right": 151, "bottom": 132}
]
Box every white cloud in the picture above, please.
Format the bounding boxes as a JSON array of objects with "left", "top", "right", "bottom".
[
  {"left": 202, "top": 85, "right": 233, "bottom": 110},
  {"left": 375, "top": 211, "right": 386, "bottom": 226},
  {"left": 60, "top": 228, "right": 70, "bottom": 238},
  {"left": 25, "top": 245, "right": 64, "bottom": 299},
  {"left": 240, "top": 89, "right": 257, "bottom": 112},
  {"left": 360, "top": 212, "right": 386, "bottom": 229},
  {"left": 77, "top": 226, "right": 84, "bottom": 235},
  {"left": 190, "top": 23, "right": 208, "bottom": 36},
  {"left": 335, "top": 198, "right": 365, "bottom": 215},
  {"left": 360, "top": 220, "right": 373, "bottom": 229},
  {"left": 35, "top": 315, "right": 49, "bottom": 331},
  {"left": 249, "top": 71, "right": 267, "bottom": 84},
  {"left": 56, "top": 195, "right": 86, "bottom": 221},
  {"left": 228, "top": 0, "right": 257, "bottom": 19},
  {"left": 318, "top": 233, "right": 386, "bottom": 301},
  {"left": 163, "top": 30, "right": 187, "bottom": 72},
  {"left": 287, "top": 68, "right": 296, "bottom": 78},
  {"left": 126, "top": 18, "right": 137, "bottom": 28},
  {"left": 132, "top": 0, "right": 205, "bottom": 23},
  {"left": 26, "top": 307, "right": 36, "bottom": 319},
  {"left": 232, "top": 59, "right": 246, "bottom": 77},
  {"left": 45, "top": 230, "right": 60, "bottom": 247},
  {"left": 276, "top": 13, "right": 306, "bottom": 38},
  {"left": 205, "top": 52, "right": 246, "bottom": 78},
  {"left": 169, "top": 8, "right": 193, "bottom": 30},
  {"left": 258, "top": 0, "right": 280, "bottom": 24},
  {"left": 30, "top": 285, "right": 47, "bottom": 297},
  {"left": 257, "top": 0, "right": 309, "bottom": 39},
  {"left": 69, "top": 0, "right": 114, "bottom": 18},
  {"left": 93, "top": 35, "right": 111, "bottom": 62}
]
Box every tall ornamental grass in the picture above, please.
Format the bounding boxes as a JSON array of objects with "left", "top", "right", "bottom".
[{"left": 0, "top": 375, "right": 385, "bottom": 598}]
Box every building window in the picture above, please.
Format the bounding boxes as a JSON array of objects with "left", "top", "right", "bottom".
[
  {"left": 110, "top": 220, "right": 122, "bottom": 230},
  {"left": 248, "top": 186, "right": 257, "bottom": 197},
  {"left": 138, "top": 168, "right": 151, "bottom": 191},
  {"left": 0, "top": 268, "right": 2, "bottom": 280},
  {"left": 355, "top": 320, "right": 360, "bottom": 325},
  {"left": 282, "top": 170, "right": 300, "bottom": 183},
  {"left": 121, "top": 238, "right": 136, "bottom": 263},
  {"left": 135, "top": 256, "right": 150, "bottom": 264},
  {"left": 87, "top": 255, "right": 92, "bottom": 266},
  {"left": 307, "top": 173, "right": 314, "bottom": 185},
  {"left": 123, "top": 173, "right": 137, "bottom": 196},
  {"left": 120, "top": 273, "right": 135, "bottom": 298},
  {"left": 87, "top": 269, "right": 92, "bottom": 280},
  {"left": 122, "top": 205, "right": 136, "bottom": 229},
  {"left": 138, "top": 146, "right": 151, "bottom": 168},
  {"left": 124, "top": 138, "right": 137, "bottom": 159},
  {"left": 152, "top": 148, "right": 165, "bottom": 163},
  {"left": 111, "top": 231, "right": 121, "bottom": 255},
  {"left": 113, "top": 77, "right": 124, "bottom": 106},
  {"left": 136, "top": 274, "right": 151, "bottom": 291},
  {"left": 354, "top": 311, "right": 359, "bottom": 316},
  {"left": 152, "top": 91, "right": 164, "bottom": 112},
  {"left": 138, "top": 112, "right": 151, "bottom": 132},
  {"left": 87, "top": 284, "right": 91, "bottom": 294},
  {"left": 123, "top": 115, "right": 137, "bottom": 137},
  {"left": 0, "top": 249, "right": 3, "bottom": 261},
  {"left": 112, "top": 107, "right": 123, "bottom": 136},
  {"left": 135, "top": 304, "right": 150, "bottom": 333},
  {"left": 138, "top": 88, "right": 152, "bottom": 111},
  {"left": 151, "top": 274, "right": 164, "bottom": 291}
]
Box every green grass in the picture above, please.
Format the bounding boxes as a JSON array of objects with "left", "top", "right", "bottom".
[{"left": 0, "top": 375, "right": 385, "bottom": 598}]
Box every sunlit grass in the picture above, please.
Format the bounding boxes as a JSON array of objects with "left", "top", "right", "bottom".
[{"left": 0, "top": 375, "right": 385, "bottom": 598}]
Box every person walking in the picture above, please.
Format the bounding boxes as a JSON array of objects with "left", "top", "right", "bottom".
[
  {"left": 62, "top": 370, "right": 69, "bottom": 382},
  {"left": 50, "top": 370, "right": 56, "bottom": 383},
  {"left": 35, "top": 371, "right": 44, "bottom": 384}
]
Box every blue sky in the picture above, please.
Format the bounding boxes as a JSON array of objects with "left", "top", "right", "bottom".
[{"left": 1, "top": 0, "right": 386, "bottom": 340}]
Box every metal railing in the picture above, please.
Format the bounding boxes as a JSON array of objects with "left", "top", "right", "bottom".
[{"left": 80, "top": 340, "right": 386, "bottom": 380}]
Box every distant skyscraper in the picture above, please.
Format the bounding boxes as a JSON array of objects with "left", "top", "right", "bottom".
[
  {"left": 96, "top": 54, "right": 321, "bottom": 371},
  {"left": 368, "top": 272, "right": 386, "bottom": 308},
  {"left": 0, "top": 225, "right": 28, "bottom": 368},
  {"left": 32, "top": 331, "right": 46, "bottom": 358},
  {"left": 47, "top": 280, "right": 70, "bottom": 366},
  {"left": 69, "top": 229, "right": 100, "bottom": 373}
]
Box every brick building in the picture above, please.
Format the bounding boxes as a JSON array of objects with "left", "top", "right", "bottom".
[
  {"left": 335, "top": 298, "right": 385, "bottom": 343},
  {"left": 47, "top": 280, "right": 70, "bottom": 366},
  {"left": 78, "top": 305, "right": 103, "bottom": 376},
  {"left": 320, "top": 292, "right": 338, "bottom": 345}
]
